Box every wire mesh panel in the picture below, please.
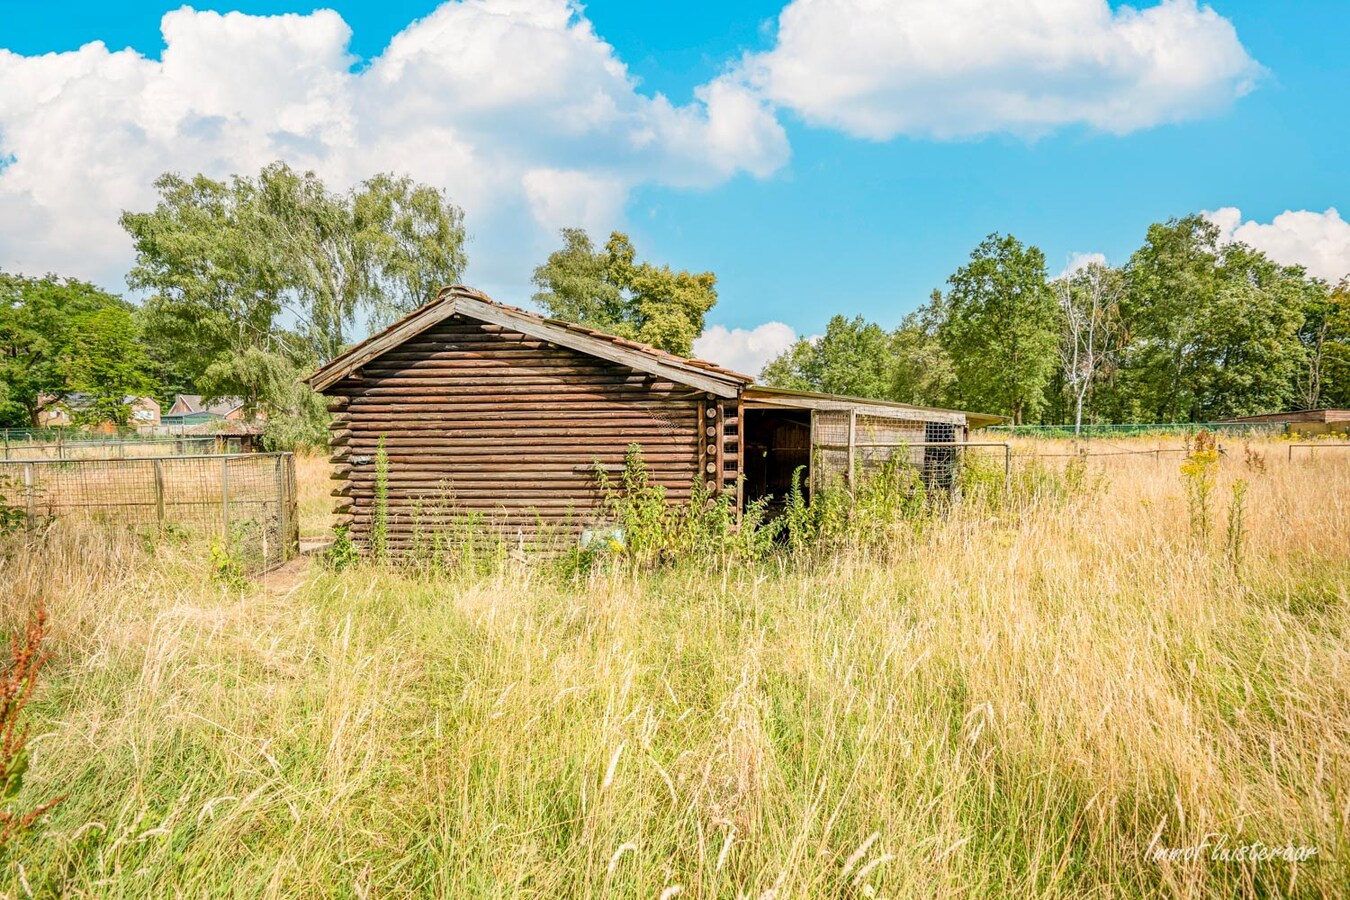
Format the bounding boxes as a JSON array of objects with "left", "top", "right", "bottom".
[
  {"left": 0, "top": 436, "right": 236, "bottom": 461},
  {"left": 810, "top": 410, "right": 942, "bottom": 490},
  {"left": 0, "top": 452, "right": 297, "bottom": 571},
  {"left": 812, "top": 410, "right": 851, "bottom": 489}
]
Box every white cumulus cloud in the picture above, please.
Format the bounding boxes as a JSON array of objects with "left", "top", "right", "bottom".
[
  {"left": 693, "top": 321, "right": 798, "bottom": 377},
  {"left": 1207, "top": 207, "right": 1350, "bottom": 284},
  {"left": 0, "top": 0, "right": 789, "bottom": 292},
  {"left": 739, "top": 0, "right": 1261, "bottom": 140},
  {"left": 1058, "top": 251, "right": 1109, "bottom": 278}
]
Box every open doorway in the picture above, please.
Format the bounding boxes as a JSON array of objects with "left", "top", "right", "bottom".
[{"left": 742, "top": 408, "right": 812, "bottom": 510}]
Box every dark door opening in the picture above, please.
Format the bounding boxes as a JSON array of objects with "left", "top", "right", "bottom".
[{"left": 743, "top": 408, "right": 812, "bottom": 511}]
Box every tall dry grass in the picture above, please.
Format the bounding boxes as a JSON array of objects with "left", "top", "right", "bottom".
[{"left": 0, "top": 438, "right": 1346, "bottom": 897}]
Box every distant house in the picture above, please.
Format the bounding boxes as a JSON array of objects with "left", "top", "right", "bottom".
[
  {"left": 1216, "top": 409, "right": 1350, "bottom": 436},
  {"left": 37, "top": 394, "right": 161, "bottom": 430},
  {"left": 162, "top": 395, "right": 259, "bottom": 428}
]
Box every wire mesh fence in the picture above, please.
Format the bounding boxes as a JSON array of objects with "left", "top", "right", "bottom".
[
  {"left": 0, "top": 452, "right": 298, "bottom": 572},
  {"left": 808, "top": 410, "right": 1005, "bottom": 496},
  {"left": 0, "top": 435, "right": 243, "bottom": 461},
  {"left": 986, "top": 421, "right": 1290, "bottom": 439}
]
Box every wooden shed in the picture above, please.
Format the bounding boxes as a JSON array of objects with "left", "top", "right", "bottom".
[{"left": 308, "top": 285, "right": 1000, "bottom": 553}]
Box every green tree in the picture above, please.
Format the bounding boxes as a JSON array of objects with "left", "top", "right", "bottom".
[
  {"left": 121, "top": 163, "right": 466, "bottom": 415},
  {"left": 1116, "top": 216, "right": 1309, "bottom": 421},
  {"left": 0, "top": 273, "right": 133, "bottom": 426},
  {"left": 1323, "top": 281, "right": 1350, "bottom": 408},
  {"left": 63, "top": 305, "right": 153, "bottom": 427},
  {"left": 759, "top": 301, "right": 955, "bottom": 407},
  {"left": 122, "top": 172, "right": 287, "bottom": 413},
  {"left": 939, "top": 233, "right": 1058, "bottom": 424},
  {"left": 890, "top": 297, "right": 956, "bottom": 408},
  {"left": 532, "top": 230, "right": 717, "bottom": 356},
  {"left": 761, "top": 315, "right": 896, "bottom": 399},
  {"left": 254, "top": 164, "right": 467, "bottom": 359},
  {"left": 1300, "top": 278, "right": 1350, "bottom": 409}
]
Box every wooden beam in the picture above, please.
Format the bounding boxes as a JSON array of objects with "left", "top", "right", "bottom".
[{"left": 743, "top": 391, "right": 966, "bottom": 426}]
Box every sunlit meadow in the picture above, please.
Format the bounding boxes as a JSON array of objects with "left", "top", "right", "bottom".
[{"left": 0, "top": 437, "right": 1346, "bottom": 898}]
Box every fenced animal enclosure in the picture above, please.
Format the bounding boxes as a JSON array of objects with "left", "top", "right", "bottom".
[{"left": 0, "top": 453, "right": 299, "bottom": 571}]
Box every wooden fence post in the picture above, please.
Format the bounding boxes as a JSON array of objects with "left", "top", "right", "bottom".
[
  {"left": 275, "top": 454, "right": 289, "bottom": 562},
  {"left": 153, "top": 458, "right": 165, "bottom": 527},
  {"left": 221, "top": 456, "right": 230, "bottom": 542},
  {"left": 22, "top": 462, "right": 35, "bottom": 528},
  {"left": 847, "top": 409, "right": 857, "bottom": 489}
]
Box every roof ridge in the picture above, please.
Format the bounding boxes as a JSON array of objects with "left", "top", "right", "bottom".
[
  {"left": 437, "top": 284, "right": 753, "bottom": 383},
  {"left": 308, "top": 284, "right": 754, "bottom": 391}
]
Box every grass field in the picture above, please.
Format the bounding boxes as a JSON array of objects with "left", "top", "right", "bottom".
[{"left": 0, "top": 438, "right": 1346, "bottom": 897}]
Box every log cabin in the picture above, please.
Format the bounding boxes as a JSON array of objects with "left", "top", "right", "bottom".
[{"left": 307, "top": 285, "right": 1001, "bottom": 554}]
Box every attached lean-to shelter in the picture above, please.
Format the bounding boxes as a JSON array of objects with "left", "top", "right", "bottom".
[
  {"left": 1214, "top": 409, "right": 1350, "bottom": 436},
  {"left": 307, "top": 285, "right": 1000, "bottom": 554}
]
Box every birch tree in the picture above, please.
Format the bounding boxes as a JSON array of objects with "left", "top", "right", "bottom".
[{"left": 1056, "top": 262, "right": 1122, "bottom": 434}]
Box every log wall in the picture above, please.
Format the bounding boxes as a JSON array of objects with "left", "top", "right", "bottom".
[{"left": 326, "top": 314, "right": 716, "bottom": 552}]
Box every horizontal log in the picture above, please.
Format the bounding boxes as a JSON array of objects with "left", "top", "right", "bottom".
[
  {"left": 342, "top": 379, "right": 684, "bottom": 395},
  {"left": 360, "top": 358, "right": 663, "bottom": 374},
  {"left": 345, "top": 457, "right": 695, "bottom": 471},
  {"left": 339, "top": 459, "right": 691, "bottom": 475},
  {"left": 326, "top": 397, "right": 349, "bottom": 412},
  {"left": 342, "top": 408, "right": 697, "bottom": 427},
  {"left": 344, "top": 429, "right": 696, "bottom": 445},
  {"left": 330, "top": 484, "right": 352, "bottom": 497},
  {"left": 335, "top": 407, "right": 698, "bottom": 422},
  {"left": 343, "top": 491, "right": 690, "bottom": 509},
  {"left": 340, "top": 385, "right": 700, "bottom": 404},
  {"left": 342, "top": 495, "right": 679, "bottom": 509}
]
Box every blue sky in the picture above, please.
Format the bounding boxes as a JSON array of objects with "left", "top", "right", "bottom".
[{"left": 1, "top": 0, "right": 1347, "bottom": 372}]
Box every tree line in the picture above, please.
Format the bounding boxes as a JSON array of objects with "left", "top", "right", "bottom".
[
  {"left": 0, "top": 163, "right": 465, "bottom": 445},
  {"left": 762, "top": 218, "right": 1350, "bottom": 425},
  {"left": 2, "top": 161, "right": 1346, "bottom": 441}
]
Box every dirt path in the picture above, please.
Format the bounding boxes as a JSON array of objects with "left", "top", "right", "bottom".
[{"left": 259, "top": 553, "right": 313, "bottom": 598}]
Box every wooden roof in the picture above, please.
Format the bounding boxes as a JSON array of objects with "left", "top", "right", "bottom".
[
  {"left": 744, "top": 386, "right": 1006, "bottom": 429},
  {"left": 307, "top": 285, "right": 754, "bottom": 397}
]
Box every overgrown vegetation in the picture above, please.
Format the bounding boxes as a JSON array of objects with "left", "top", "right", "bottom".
[
  {"left": 0, "top": 601, "right": 61, "bottom": 847},
  {"left": 0, "top": 438, "right": 1345, "bottom": 897}
]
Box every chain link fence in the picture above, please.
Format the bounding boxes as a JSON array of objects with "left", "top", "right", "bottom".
[{"left": 0, "top": 453, "right": 298, "bottom": 572}]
